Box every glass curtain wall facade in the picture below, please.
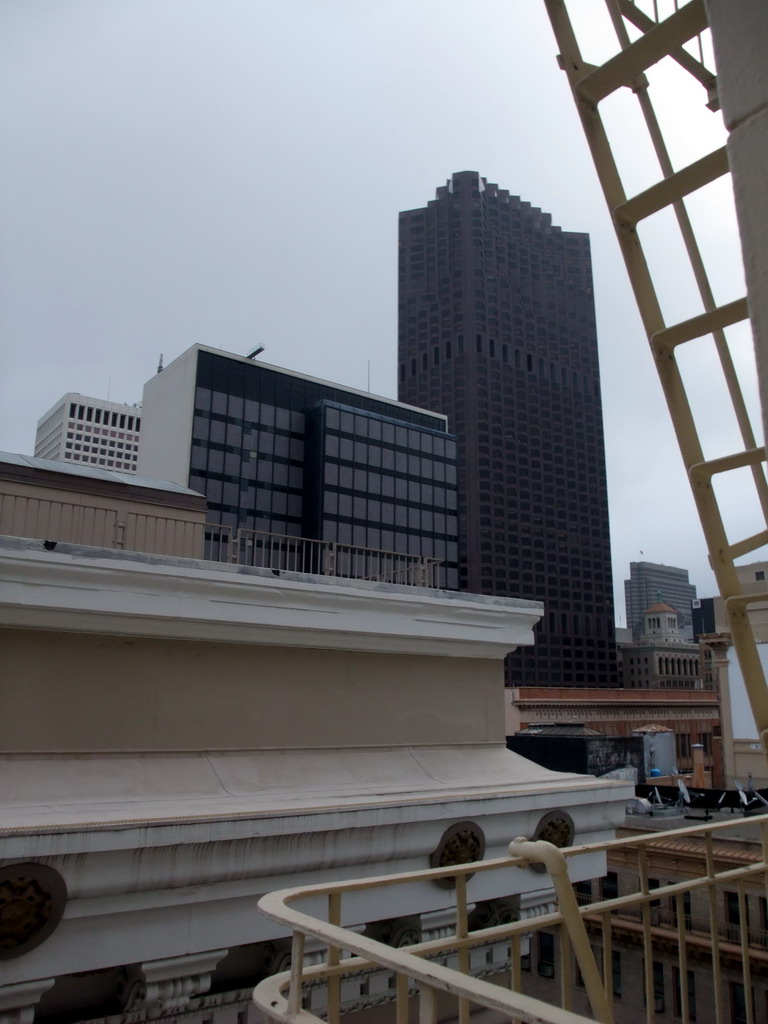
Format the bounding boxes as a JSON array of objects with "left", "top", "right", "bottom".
[
  {"left": 304, "top": 401, "right": 459, "bottom": 588},
  {"left": 189, "top": 350, "right": 459, "bottom": 587},
  {"left": 398, "top": 171, "right": 617, "bottom": 685}
]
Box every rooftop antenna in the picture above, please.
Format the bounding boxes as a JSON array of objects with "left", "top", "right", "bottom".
[
  {"left": 157, "top": 353, "right": 164, "bottom": 374},
  {"left": 247, "top": 345, "right": 265, "bottom": 360}
]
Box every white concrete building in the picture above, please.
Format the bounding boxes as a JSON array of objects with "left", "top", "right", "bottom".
[
  {"left": 0, "top": 534, "right": 631, "bottom": 1023},
  {"left": 35, "top": 394, "right": 142, "bottom": 474}
]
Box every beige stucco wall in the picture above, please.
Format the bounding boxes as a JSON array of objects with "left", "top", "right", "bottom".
[
  {"left": 1, "top": 628, "right": 504, "bottom": 752},
  {"left": 708, "top": 0, "right": 768, "bottom": 446},
  {"left": 732, "top": 740, "right": 768, "bottom": 789},
  {"left": 0, "top": 477, "right": 206, "bottom": 557}
]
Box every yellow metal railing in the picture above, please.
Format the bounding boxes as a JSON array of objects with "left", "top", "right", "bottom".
[
  {"left": 543, "top": 0, "right": 768, "bottom": 762},
  {"left": 253, "top": 815, "right": 768, "bottom": 1024}
]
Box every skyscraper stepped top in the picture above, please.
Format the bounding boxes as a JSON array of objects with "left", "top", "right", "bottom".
[{"left": 398, "top": 171, "right": 617, "bottom": 687}]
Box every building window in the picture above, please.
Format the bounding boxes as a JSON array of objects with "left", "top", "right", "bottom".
[
  {"left": 611, "top": 951, "right": 621, "bottom": 998},
  {"left": 725, "top": 890, "right": 748, "bottom": 932},
  {"left": 673, "top": 967, "right": 696, "bottom": 1021},
  {"left": 756, "top": 570, "right": 765, "bottom": 581},
  {"left": 574, "top": 880, "right": 592, "bottom": 906},
  {"left": 642, "top": 961, "right": 664, "bottom": 1013},
  {"left": 671, "top": 891, "right": 692, "bottom": 929},
  {"left": 731, "top": 982, "right": 752, "bottom": 1024},
  {"left": 676, "top": 733, "right": 691, "bottom": 760},
  {"left": 649, "top": 878, "right": 661, "bottom": 910},
  {"left": 600, "top": 871, "right": 618, "bottom": 900},
  {"left": 537, "top": 932, "right": 555, "bottom": 978}
]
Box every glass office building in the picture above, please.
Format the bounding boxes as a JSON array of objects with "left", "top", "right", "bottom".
[
  {"left": 141, "top": 346, "right": 459, "bottom": 588},
  {"left": 304, "top": 401, "right": 458, "bottom": 585}
]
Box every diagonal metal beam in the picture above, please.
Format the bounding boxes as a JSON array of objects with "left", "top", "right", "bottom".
[
  {"left": 576, "top": 0, "right": 708, "bottom": 105},
  {"left": 617, "top": 0, "right": 718, "bottom": 105}
]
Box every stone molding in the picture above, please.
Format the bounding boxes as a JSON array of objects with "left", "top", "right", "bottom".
[
  {"left": 0, "top": 979, "right": 55, "bottom": 1024},
  {"left": 0, "top": 542, "right": 542, "bottom": 659},
  {"left": 0, "top": 863, "right": 67, "bottom": 961},
  {"left": 118, "top": 949, "right": 227, "bottom": 1014},
  {"left": 518, "top": 704, "right": 719, "bottom": 722}
]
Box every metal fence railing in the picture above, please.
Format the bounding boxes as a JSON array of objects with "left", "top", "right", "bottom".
[
  {"left": 1, "top": 495, "right": 442, "bottom": 589},
  {"left": 253, "top": 814, "right": 768, "bottom": 1024},
  {"left": 205, "top": 526, "right": 443, "bottom": 588}
]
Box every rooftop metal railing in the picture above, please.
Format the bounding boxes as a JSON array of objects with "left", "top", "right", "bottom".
[
  {"left": 204, "top": 525, "right": 443, "bottom": 588},
  {"left": 253, "top": 814, "right": 768, "bottom": 1024},
  {"left": 0, "top": 493, "right": 443, "bottom": 588}
]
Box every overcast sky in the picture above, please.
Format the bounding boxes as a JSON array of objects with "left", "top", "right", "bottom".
[{"left": 0, "top": 0, "right": 759, "bottom": 622}]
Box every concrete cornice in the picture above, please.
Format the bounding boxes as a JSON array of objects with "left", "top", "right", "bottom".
[
  {"left": 0, "top": 542, "right": 542, "bottom": 658},
  {"left": 0, "top": 744, "right": 628, "bottom": 855}
]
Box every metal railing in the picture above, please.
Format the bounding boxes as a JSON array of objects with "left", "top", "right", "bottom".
[
  {"left": 544, "top": 0, "right": 768, "bottom": 763},
  {"left": 204, "top": 525, "right": 443, "bottom": 588},
  {"left": 0, "top": 494, "right": 442, "bottom": 588},
  {"left": 578, "top": 890, "right": 768, "bottom": 950},
  {"left": 253, "top": 814, "right": 768, "bottom": 1024}
]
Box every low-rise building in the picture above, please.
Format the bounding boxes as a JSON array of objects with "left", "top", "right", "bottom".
[
  {"left": 506, "top": 684, "right": 722, "bottom": 786},
  {"left": 0, "top": 451, "right": 207, "bottom": 558}
]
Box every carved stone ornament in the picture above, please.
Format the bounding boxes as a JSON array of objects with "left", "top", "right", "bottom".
[
  {"left": 528, "top": 811, "right": 576, "bottom": 872},
  {"left": 430, "top": 821, "right": 486, "bottom": 889},
  {"left": 0, "top": 863, "right": 67, "bottom": 961},
  {"left": 117, "top": 950, "right": 228, "bottom": 1013},
  {"left": 534, "top": 811, "right": 575, "bottom": 849}
]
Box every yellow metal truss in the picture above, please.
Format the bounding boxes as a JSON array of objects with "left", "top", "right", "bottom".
[{"left": 544, "top": 0, "right": 768, "bottom": 759}]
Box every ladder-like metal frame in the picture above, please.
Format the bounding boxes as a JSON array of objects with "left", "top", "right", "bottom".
[{"left": 544, "top": 0, "right": 768, "bottom": 761}]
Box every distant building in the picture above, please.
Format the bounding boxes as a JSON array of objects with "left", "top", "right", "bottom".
[
  {"left": 505, "top": 682, "right": 722, "bottom": 786},
  {"left": 619, "top": 601, "right": 702, "bottom": 689},
  {"left": 138, "top": 345, "right": 460, "bottom": 589},
  {"left": 35, "top": 393, "right": 141, "bottom": 475},
  {"left": 507, "top": 723, "right": 644, "bottom": 782},
  {"left": 624, "top": 561, "right": 698, "bottom": 640},
  {"left": 398, "top": 170, "right": 617, "bottom": 686},
  {"left": 529, "top": 812, "right": 768, "bottom": 1024}
]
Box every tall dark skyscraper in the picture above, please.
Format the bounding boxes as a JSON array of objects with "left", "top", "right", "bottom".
[{"left": 398, "top": 171, "right": 617, "bottom": 686}]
